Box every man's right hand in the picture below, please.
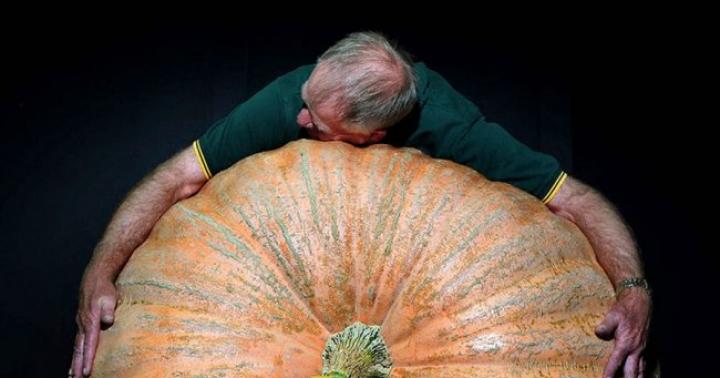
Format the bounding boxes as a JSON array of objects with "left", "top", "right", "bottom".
[{"left": 69, "top": 278, "right": 118, "bottom": 377}]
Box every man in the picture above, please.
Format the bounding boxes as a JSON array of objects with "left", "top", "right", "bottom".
[{"left": 70, "top": 32, "right": 651, "bottom": 377}]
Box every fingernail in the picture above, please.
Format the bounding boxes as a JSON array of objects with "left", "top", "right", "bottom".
[{"left": 83, "top": 368, "right": 89, "bottom": 376}]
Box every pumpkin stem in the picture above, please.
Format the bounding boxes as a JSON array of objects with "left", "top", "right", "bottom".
[{"left": 313, "top": 322, "right": 393, "bottom": 378}]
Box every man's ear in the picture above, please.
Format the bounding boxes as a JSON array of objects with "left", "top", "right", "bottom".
[{"left": 368, "top": 129, "right": 387, "bottom": 143}]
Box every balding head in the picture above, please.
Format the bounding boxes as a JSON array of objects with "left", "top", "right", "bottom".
[{"left": 305, "top": 32, "right": 417, "bottom": 133}]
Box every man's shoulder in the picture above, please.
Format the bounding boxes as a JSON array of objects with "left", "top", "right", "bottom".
[
  {"left": 412, "top": 62, "right": 445, "bottom": 86},
  {"left": 250, "top": 64, "right": 314, "bottom": 105},
  {"left": 272, "top": 64, "right": 315, "bottom": 91},
  {"left": 412, "top": 62, "right": 481, "bottom": 119},
  {"left": 282, "top": 63, "right": 316, "bottom": 78}
]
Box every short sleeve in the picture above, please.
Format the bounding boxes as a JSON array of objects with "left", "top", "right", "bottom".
[{"left": 196, "top": 78, "right": 295, "bottom": 176}]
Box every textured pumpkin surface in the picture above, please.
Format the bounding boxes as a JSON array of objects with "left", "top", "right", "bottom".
[{"left": 92, "top": 139, "right": 615, "bottom": 377}]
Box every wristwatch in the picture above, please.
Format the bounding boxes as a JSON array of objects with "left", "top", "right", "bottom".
[{"left": 616, "top": 277, "right": 651, "bottom": 297}]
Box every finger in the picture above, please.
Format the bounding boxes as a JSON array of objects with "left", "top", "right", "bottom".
[
  {"left": 624, "top": 352, "right": 640, "bottom": 378},
  {"left": 596, "top": 311, "right": 621, "bottom": 340},
  {"left": 99, "top": 295, "right": 116, "bottom": 325},
  {"left": 638, "top": 356, "right": 646, "bottom": 378},
  {"left": 602, "top": 345, "right": 628, "bottom": 378},
  {"left": 71, "top": 332, "right": 84, "bottom": 377},
  {"left": 82, "top": 317, "right": 101, "bottom": 377}
]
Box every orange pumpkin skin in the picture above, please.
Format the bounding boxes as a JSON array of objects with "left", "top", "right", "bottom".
[{"left": 92, "top": 140, "right": 614, "bottom": 377}]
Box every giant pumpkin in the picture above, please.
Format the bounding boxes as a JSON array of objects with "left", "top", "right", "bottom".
[{"left": 91, "top": 139, "right": 615, "bottom": 377}]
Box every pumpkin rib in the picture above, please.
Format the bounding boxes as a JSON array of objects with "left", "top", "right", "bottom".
[
  {"left": 361, "top": 158, "right": 418, "bottom": 325},
  {"left": 191, "top": 164, "right": 336, "bottom": 340},
  {"left": 373, "top": 161, "right": 495, "bottom": 330},
  {"left": 165, "top": 204, "right": 323, "bottom": 328}
]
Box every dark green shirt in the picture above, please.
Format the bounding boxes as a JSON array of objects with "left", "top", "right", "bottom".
[{"left": 195, "top": 63, "right": 566, "bottom": 203}]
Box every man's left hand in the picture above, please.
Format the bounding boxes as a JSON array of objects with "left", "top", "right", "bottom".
[{"left": 595, "top": 288, "right": 652, "bottom": 378}]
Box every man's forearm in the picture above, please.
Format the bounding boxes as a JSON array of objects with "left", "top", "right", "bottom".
[
  {"left": 83, "top": 161, "right": 187, "bottom": 283},
  {"left": 549, "top": 176, "right": 651, "bottom": 378},
  {"left": 548, "top": 177, "right": 643, "bottom": 290}
]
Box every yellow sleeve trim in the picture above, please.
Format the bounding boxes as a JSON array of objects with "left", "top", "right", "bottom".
[
  {"left": 192, "top": 140, "right": 212, "bottom": 180},
  {"left": 542, "top": 171, "right": 568, "bottom": 204}
]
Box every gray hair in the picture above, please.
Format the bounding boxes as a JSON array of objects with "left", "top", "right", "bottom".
[{"left": 309, "top": 31, "right": 417, "bottom": 131}]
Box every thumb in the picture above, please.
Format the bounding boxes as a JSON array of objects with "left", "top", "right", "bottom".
[
  {"left": 99, "top": 295, "right": 116, "bottom": 324},
  {"left": 595, "top": 311, "right": 620, "bottom": 340}
]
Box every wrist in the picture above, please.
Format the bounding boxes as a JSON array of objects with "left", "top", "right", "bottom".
[{"left": 82, "top": 262, "right": 117, "bottom": 284}]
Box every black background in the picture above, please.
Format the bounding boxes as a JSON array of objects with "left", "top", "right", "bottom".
[{"left": 1, "top": 15, "right": 707, "bottom": 377}]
